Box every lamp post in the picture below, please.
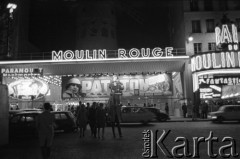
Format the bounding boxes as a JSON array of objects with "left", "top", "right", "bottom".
[{"left": 6, "top": 3, "right": 17, "bottom": 58}]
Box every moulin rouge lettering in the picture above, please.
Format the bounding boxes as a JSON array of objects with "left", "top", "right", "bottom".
[
  {"left": 51, "top": 47, "right": 174, "bottom": 61},
  {"left": 142, "top": 130, "right": 239, "bottom": 158}
]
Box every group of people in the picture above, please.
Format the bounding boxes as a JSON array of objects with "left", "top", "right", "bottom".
[
  {"left": 75, "top": 102, "right": 107, "bottom": 139},
  {"left": 74, "top": 101, "right": 123, "bottom": 139}
]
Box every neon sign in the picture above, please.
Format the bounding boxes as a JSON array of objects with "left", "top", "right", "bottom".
[
  {"left": 215, "top": 24, "right": 238, "bottom": 50},
  {"left": 191, "top": 51, "right": 240, "bottom": 72},
  {"left": 52, "top": 47, "right": 174, "bottom": 61},
  {"left": 1, "top": 68, "right": 43, "bottom": 77}
]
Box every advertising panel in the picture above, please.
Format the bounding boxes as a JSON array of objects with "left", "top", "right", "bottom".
[
  {"left": 3, "top": 77, "right": 49, "bottom": 100},
  {"left": 62, "top": 73, "right": 173, "bottom": 100},
  {"left": 198, "top": 75, "right": 240, "bottom": 99}
]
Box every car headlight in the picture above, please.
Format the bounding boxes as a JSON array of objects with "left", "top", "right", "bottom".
[{"left": 211, "top": 115, "right": 217, "bottom": 119}]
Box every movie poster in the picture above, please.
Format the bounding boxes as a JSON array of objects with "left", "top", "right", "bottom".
[{"left": 62, "top": 73, "right": 173, "bottom": 99}]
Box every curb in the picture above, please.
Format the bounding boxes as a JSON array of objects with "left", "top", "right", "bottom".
[{"left": 168, "top": 119, "right": 211, "bottom": 122}]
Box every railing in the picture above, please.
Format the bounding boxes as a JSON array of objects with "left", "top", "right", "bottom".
[{"left": 15, "top": 48, "right": 186, "bottom": 60}]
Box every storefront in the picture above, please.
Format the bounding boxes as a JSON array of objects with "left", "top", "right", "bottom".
[
  {"left": 191, "top": 23, "right": 240, "bottom": 111},
  {"left": 0, "top": 47, "right": 190, "bottom": 115}
]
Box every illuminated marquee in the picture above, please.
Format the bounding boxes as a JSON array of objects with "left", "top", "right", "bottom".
[
  {"left": 52, "top": 47, "right": 174, "bottom": 61},
  {"left": 191, "top": 51, "right": 240, "bottom": 72}
]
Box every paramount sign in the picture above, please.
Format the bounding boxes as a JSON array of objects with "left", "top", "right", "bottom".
[{"left": 51, "top": 47, "right": 174, "bottom": 61}]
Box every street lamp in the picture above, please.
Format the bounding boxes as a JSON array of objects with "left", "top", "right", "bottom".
[
  {"left": 6, "top": 3, "right": 17, "bottom": 19},
  {"left": 6, "top": 2, "right": 17, "bottom": 58}
]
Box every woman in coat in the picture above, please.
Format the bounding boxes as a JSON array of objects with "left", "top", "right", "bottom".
[{"left": 77, "top": 104, "right": 88, "bottom": 138}]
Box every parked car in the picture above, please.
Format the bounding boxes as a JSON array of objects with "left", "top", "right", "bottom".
[
  {"left": 9, "top": 111, "right": 77, "bottom": 138},
  {"left": 120, "top": 106, "right": 155, "bottom": 124},
  {"left": 144, "top": 107, "right": 170, "bottom": 122},
  {"left": 9, "top": 109, "right": 43, "bottom": 119},
  {"left": 9, "top": 111, "right": 42, "bottom": 138},
  {"left": 51, "top": 111, "right": 77, "bottom": 132},
  {"left": 209, "top": 105, "right": 240, "bottom": 123}
]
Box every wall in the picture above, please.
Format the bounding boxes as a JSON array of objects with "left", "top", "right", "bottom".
[{"left": 0, "top": 85, "right": 9, "bottom": 146}]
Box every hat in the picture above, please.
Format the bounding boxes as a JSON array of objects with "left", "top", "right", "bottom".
[{"left": 67, "top": 78, "right": 81, "bottom": 85}]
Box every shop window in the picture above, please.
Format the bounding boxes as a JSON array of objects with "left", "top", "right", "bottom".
[
  {"left": 206, "top": 19, "right": 215, "bottom": 32},
  {"left": 192, "top": 20, "right": 201, "bottom": 33},
  {"left": 208, "top": 42, "right": 216, "bottom": 51},
  {"left": 190, "top": 0, "right": 199, "bottom": 11},
  {"left": 204, "top": 0, "right": 213, "bottom": 11},
  {"left": 194, "top": 43, "right": 202, "bottom": 54}
]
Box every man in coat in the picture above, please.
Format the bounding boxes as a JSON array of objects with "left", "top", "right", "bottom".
[{"left": 36, "top": 102, "right": 55, "bottom": 159}]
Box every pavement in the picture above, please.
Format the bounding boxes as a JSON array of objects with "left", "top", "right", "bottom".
[{"left": 0, "top": 116, "right": 213, "bottom": 159}]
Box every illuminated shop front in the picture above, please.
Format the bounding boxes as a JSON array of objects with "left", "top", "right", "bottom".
[
  {"left": 191, "top": 23, "right": 240, "bottom": 109},
  {"left": 0, "top": 47, "right": 190, "bottom": 115}
]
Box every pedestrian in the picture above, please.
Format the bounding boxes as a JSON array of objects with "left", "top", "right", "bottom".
[
  {"left": 76, "top": 104, "right": 88, "bottom": 138},
  {"left": 201, "top": 101, "right": 209, "bottom": 119},
  {"left": 182, "top": 103, "right": 187, "bottom": 118},
  {"left": 36, "top": 102, "right": 56, "bottom": 159},
  {"left": 88, "top": 102, "right": 97, "bottom": 138},
  {"left": 165, "top": 103, "right": 169, "bottom": 115},
  {"left": 96, "top": 103, "right": 107, "bottom": 140},
  {"left": 192, "top": 104, "right": 198, "bottom": 121}
]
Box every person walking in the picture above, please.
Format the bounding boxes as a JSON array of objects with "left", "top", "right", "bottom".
[
  {"left": 76, "top": 104, "right": 88, "bottom": 138},
  {"left": 182, "top": 103, "right": 187, "bottom": 118},
  {"left": 36, "top": 102, "right": 55, "bottom": 159},
  {"left": 165, "top": 103, "right": 169, "bottom": 115},
  {"left": 192, "top": 104, "right": 198, "bottom": 121},
  {"left": 96, "top": 103, "right": 107, "bottom": 140},
  {"left": 88, "top": 102, "right": 97, "bottom": 138}
]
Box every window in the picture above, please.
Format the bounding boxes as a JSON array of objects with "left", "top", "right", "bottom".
[
  {"left": 208, "top": 43, "right": 216, "bottom": 51},
  {"left": 204, "top": 0, "right": 213, "bottom": 11},
  {"left": 194, "top": 43, "right": 202, "bottom": 53},
  {"left": 192, "top": 20, "right": 201, "bottom": 33},
  {"left": 206, "top": 19, "right": 215, "bottom": 32},
  {"left": 236, "top": 18, "right": 240, "bottom": 31},
  {"left": 219, "top": 0, "right": 228, "bottom": 11},
  {"left": 101, "top": 27, "right": 108, "bottom": 37},
  {"left": 190, "top": 0, "right": 199, "bottom": 11}
]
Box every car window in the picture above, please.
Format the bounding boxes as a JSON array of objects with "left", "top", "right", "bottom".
[
  {"left": 137, "top": 108, "right": 145, "bottom": 113},
  {"left": 11, "top": 115, "right": 20, "bottom": 123},
  {"left": 25, "top": 116, "right": 35, "bottom": 122},
  {"left": 55, "top": 113, "right": 61, "bottom": 120},
  {"left": 61, "top": 113, "right": 67, "bottom": 119},
  {"left": 224, "top": 107, "right": 234, "bottom": 112},
  {"left": 20, "top": 116, "right": 26, "bottom": 122},
  {"left": 122, "top": 108, "right": 131, "bottom": 113},
  {"left": 68, "top": 112, "right": 74, "bottom": 119}
]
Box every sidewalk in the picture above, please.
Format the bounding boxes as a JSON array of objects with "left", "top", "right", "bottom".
[{"left": 169, "top": 116, "right": 211, "bottom": 122}]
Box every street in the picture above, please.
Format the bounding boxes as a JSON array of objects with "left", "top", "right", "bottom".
[{"left": 1, "top": 121, "right": 240, "bottom": 159}]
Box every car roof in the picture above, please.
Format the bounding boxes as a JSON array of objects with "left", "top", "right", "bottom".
[
  {"left": 13, "top": 111, "right": 42, "bottom": 115},
  {"left": 51, "top": 111, "right": 71, "bottom": 113},
  {"left": 221, "top": 105, "right": 240, "bottom": 107}
]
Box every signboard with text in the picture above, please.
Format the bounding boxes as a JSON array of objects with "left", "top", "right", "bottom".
[{"left": 62, "top": 73, "right": 173, "bottom": 99}]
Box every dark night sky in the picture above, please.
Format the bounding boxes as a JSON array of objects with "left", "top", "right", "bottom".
[{"left": 28, "top": 0, "right": 171, "bottom": 52}]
